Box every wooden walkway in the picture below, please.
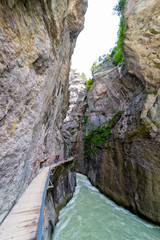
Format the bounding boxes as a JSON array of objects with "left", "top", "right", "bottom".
[
  {"left": 51, "top": 157, "right": 74, "bottom": 169},
  {"left": 0, "top": 158, "right": 73, "bottom": 240}
]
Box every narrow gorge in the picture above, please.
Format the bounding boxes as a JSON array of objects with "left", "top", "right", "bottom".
[
  {"left": 63, "top": 0, "right": 160, "bottom": 225},
  {"left": 0, "top": 0, "right": 160, "bottom": 239}
]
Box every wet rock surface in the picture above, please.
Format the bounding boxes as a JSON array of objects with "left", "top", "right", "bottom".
[{"left": 0, "top": 0, "right": 87, "bottom": 222}]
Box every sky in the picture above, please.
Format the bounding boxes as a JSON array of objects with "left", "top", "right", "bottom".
[{"left": 71, "top": 0, "right": 120, "bottom": 79}]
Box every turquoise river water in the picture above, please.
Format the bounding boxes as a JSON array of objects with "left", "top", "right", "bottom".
[{"left": 53, "top": 173, "right": 160, "bottom": 240}]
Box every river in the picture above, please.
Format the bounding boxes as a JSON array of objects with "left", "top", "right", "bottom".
[{"left": 53, "top": 173, "right": 160, "bottom": 240}]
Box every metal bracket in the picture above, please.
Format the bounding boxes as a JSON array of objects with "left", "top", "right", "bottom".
[{"left": 47, "top": 178, "right": 54, "bottom": 189}]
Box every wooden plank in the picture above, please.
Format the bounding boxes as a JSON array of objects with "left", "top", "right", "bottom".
[
  {"left": 0, "top": 167, "right": 50, "bottom": 240},
  {"left": 51, "top": 157, "right": 74, "bottom": 169},
  {"left": 0, "top": 158, "right": 74, "bottom": 239}
]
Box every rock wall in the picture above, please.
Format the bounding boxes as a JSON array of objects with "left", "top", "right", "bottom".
[
  {"left": 0, "top": 0, "right": 87, "bottom": 222},
  {"left": 124, "top": 0, "right": 160, "bottom": 91},
  {"left": 80, "top": 61, "right": 160, "bottom": 224},
  {"left": 62, "top": 71, "right": 87, "bottom": 160},
  {"left": 43, "top": 162, "right": 76, "bottom": 240},
  {"left": 71, "top": 0, "right": 160, "bottom": 224}
]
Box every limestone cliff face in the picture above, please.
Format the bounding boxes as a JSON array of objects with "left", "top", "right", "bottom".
[
  {"left": 71, "top": 0, "right": 160, "bottom": 224},
  {"left": 62, "top": 71, "right": 87, "bottom": 159},
  {"left": 124, "top": 0, "right": 160, "bottom": 91},
  {"left": 0, "top": 0, "right": 87, "bottom": 222},
  {"left": 80, "top": 61, "right": 160, "bottom": 224}
]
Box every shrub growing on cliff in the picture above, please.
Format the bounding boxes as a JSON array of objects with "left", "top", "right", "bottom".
[
  {"left": 113, "top": 0, "right": 126, "bottom": 16},
  {"left": 83, "top": 126, "right": 112, "bottom": 157},
  {"left": 91, "top": 61, "right": 99, "bottom": 73},
  {"left": 86, "top": 78, "right": 94, "bottom": 92},
  {"left": 80, "top": 72, "right": 87, "bottom": 80},
  {"left": 91, "top": 54, "right": 110, "bottom": 74},
  {"left": 148, "top": 90, "right": 158, "bottom": 95},
  {"left": 111, "top": 18, "right": 125, "bottom": 64},
  {"left": 83, "top": 110, "right": 123, "bottom": 158},
  {"left": 81, "top": 116, "right": 88, "bottom": 125},
  {"left": 110, "top": 0, "right": 126, "bottom": 65},
  {"left": 70, "top": 159, "right": 76, "bottom": 169},
  {"left": 90, "top": 0, "right": 126, "bottom": 69}
]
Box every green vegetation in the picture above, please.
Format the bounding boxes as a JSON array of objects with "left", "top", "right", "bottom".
[
  {"left": 110, "top": 0, "right": 126, "bottom": 65},
  {"left": 70, "top": 159, "right": 76, "bottom": 169},
  {"left": 106, "top": 110, "right": 123, "bottom": 127},
  {"left": 90, "top": 0, "right": 126, "bottom": 74},
  {"left": 91, "top": 54, "right": 110, "bottom": 74},
  {"left": 83, "top": 110, "right": 123, "bottom": 158},
  {"left": 81, "top": 116, "right": 88, "bottom": 125},
  {"left": 112, "top": 76, "right": 118, "bottom": 82},
  {"left": 144, "top": 89, "right": 158, "bottom": 100},
  {"left": 80, "top": 72, "right": 87, "bottom": 80},
  {"left": 148, "top": 90, "right": 158, "bottom": 95},
  {"left": 83, "top": 126, "right": 112, "bottom": 157},
  {"left": 65, "top": 142, "right": 69, "bottom": 147},
  {"left": 113, "top": 0, "right": 126, "bottom": 16},
  {"left": 70, "top": 69, "right": 87, "bottom": 80},
  {"left": 110, "top": 17, "right": 125, "bottom": 65},
  {"left": 70, "top": 132, "right": 75, "bottom": 136},
  {"left": 86, "top": 78, "right": 94, "bottom": 92},
  {"left": 91, "top": 61, "right": 99, "bottom": 73}
]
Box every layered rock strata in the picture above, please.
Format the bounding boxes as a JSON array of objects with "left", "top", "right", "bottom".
[{"left": 0, "top": 0, "right": 87, "bottom": 222}]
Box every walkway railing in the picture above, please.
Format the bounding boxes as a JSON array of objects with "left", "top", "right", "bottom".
[
  {"left": 36, "top": 168, "right": 51, "bottom": 240},
  {"left": 0, "top": 158, "right": 74, "bottom": 240},
  {"left": 36, "top": 157, "right": 74, "bottom": 239}
]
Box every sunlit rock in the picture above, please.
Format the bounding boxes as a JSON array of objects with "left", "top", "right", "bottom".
[{"left": 124, "top": 0, "right": 160, "bottom": 91}]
